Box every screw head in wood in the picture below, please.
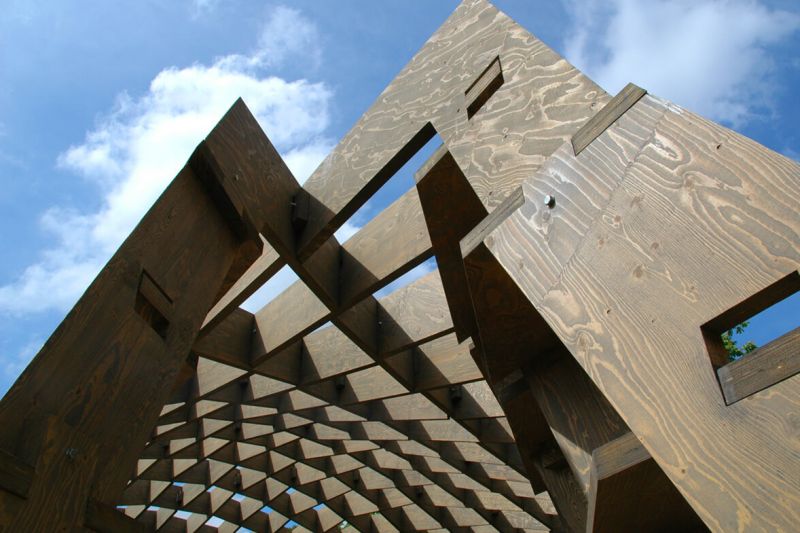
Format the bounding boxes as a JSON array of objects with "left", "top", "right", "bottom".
[
  {"left": 544, "top": 194, "right": 556, "bottom": 208},
  {"left": 65, "top": 447, "right": 78, "bottom": 460}
]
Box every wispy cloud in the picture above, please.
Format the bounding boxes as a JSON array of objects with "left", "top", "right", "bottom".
[
  {"left": 3, "top": 338, "right": 42, "bottom": 381},
  {"left": 217, "top": 6, "right": 323, "bottom": 71},
  {"left": 563, "top": 0, "right": 800, "bottom": 127},
  {"left": 191, "top": 0, "right": 220, "bottom": 17},
  {"left": 0, "top": 6, "right": 334, "bottom": 315}
]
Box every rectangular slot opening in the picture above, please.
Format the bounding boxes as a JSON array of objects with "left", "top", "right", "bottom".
[
  {"left": 465, "top": 56, "right": 503, "bottom": 119},
  {"left": 135, "top": 270, "right": 172, "bottom": 340},
  {"left": 702, "top": 270, "right": 800, "bottom": 404}
]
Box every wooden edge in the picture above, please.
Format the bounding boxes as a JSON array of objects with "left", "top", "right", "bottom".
[
  {"left": 492, "top": 368, "right": 528, "bottom": 406},
  {"left": 571, "top": 82, "right": 646, "bottom": 156},
  {"left": 413, "top": 143, "right": 449, "bottom": 184},
  {"left": 465, "top": 56, "right": 504, "bottom": 119},
  {"left": 85, "top": 498, "right": 151, "bottom": 532},
  {"left": 717, "top": 326, "right": 800, "bottom": 404},
  {"left": 296, "top": 122, "right": 436, "bottom": 261},
  {"left": 586, "top": 432, "right": 650, "bottom": 532},
  {"left": 188, "top": 139, "right": 259, "bottom": 243},
  {"left": 0, "top": 448, "right": 33, "bottom": 499},
  {"left": 460, "top": 186, "right": 524, "bottom": 258},
  {"left": 591, "top": 432, "right": 650, "bottom": 481},
  {"left": 201, "top": 241, "right": 283, "bottom": 332},
  {"left": 704, "top": 269, "right": 800, "bottom": 335},
  {"left": 194, "top": 308, "right": 255, "bottom": 370}
]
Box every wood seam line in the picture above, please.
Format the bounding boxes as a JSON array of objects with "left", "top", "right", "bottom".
[{"left": 571, "top": 82, "right": 647, "bottom": 156}]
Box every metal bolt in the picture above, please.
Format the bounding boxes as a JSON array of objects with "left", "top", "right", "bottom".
[
  {"left": 543, "top": 194, "right": 556, "bottom": 208},
  {"left": 65, "top": 448, "right": 78, "bottom": 460}
]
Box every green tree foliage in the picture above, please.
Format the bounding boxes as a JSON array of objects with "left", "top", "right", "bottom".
[{"left": 721, "top": 321, "right": 757, "bottom": 361}]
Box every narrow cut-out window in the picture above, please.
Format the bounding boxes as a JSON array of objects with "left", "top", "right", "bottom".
[
  {"left": 702, "top": 270, "right": 800, "bottom": 405},
  {"left": 135, "top": 270, "right": 172, "bottom": 340},
  {"left": 465, "top": 56, "right": 503, "bottom": 119}
]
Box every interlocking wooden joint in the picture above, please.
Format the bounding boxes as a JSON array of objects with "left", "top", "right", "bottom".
[{"left": 1, "top": 0, "right": 798, "bottom": 531}]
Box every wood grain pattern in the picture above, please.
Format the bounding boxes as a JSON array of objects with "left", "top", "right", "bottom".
[
  {"left": 191, "top": 98, "right": 300, "bottom": 254},
  {"left": 201, "top": 239, "right": 282, "bottom": 332},
  {"left": 587, "top": 433, "right": 706, "bottom": 532},
  {"left": 12, "top": 0, "right": 800, "bottom": 529},
  {"left": 0, "top": 162, "right": 261, "bottom": 529},
  {"left": 571, "top": 83, "right": 647, "bottom": 156},
  {"left": 482, "top": 94, "right": 800, "bottom": 531},
  {"left": 717, "top": 326, "right": 800, "bottom": 404},
  {"left": 295, "top": 0, "right": 607, "bottom": 260},
  {"left": 0, "top": 449, "right": 32, "bottom": 500}
]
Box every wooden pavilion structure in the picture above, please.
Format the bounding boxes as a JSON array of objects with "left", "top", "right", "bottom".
[{"left": 0, "top": 1, "right": 798, "bottom": 531}]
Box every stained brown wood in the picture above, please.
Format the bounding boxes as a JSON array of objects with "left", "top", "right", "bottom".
[
  {"left": 480, "top": 93, "right": 800, "bottom": 531},
  {"left": 0, "top": 100, "right": 272, "bottom": 530},
  {"left": 417, "top": 149, "right": 488, "bottom": 344},
  {"left": 6, "top": 0, "right": 799, "bottom": 530},
  {"left": 0, "top": 449, "right": 32, "bottom": 499},
  {"left": 465, "top": 56, "right": 504, "bottom": 119},
  {"left": 85, "top": 498, "right": 149, "bottom": 533},
  {"left": 295, "top": 0, "right": 607, "bottom": 259},
  {"left": 587, "top": 433, "right": 706, "bottom": 532},
  {"left": 201, "top": 240, "right": 283, "bottom": 332},
  {"left": 717, "top": 326, "right": 800, "bottom": 404}
]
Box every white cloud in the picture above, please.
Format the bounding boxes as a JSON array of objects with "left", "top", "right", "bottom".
[
  {"left": 563, "top": 0, "right": 800, "bottom": 126},
  {"left": 217, "top": 6, "right": 322, "bottom": 71},
  {"left": 3, "top": 338, "right": 43, "bottom": 380},
  {"left": 0, "top": 6, "right": 334, "bottom": 315}
]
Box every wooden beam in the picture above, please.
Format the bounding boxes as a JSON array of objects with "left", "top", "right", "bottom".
[
  {"left": 587, "top": 433, "right": 706, "bottom": 532},
  {"left": 717, "top": 326, "right": 800, "bottom": 404},
  {"left": 571, "top": 82, "right": 646, "bottom": 155},
  {"left": 475, "top": 92, "right": 800, "bottom": 531},
  {"left": 295, "top": 0, "right": 607, "bottom": 260},
  {"left": 0, "top": 449, "right": 32, "bottom": 499},
  {"left": 0, "top": 100, "right": 276, "bottom": 530},
  {"left": 85, "top": 499, "right": 149, "bottom": 533}
]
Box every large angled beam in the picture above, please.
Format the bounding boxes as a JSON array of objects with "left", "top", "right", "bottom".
[
  {"left": 466, "top": 89, "right": 800, "bottom": 530},
  {"left": 0, "top": 100, "right": 281, "bottom": 531}
]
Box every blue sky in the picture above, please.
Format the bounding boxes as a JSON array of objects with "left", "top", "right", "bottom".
[{"left": 1, "top": 0, "right": 798, "bottom": 397}]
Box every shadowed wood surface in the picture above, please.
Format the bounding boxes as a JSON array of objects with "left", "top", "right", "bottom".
[
  {"left": 479, "top": 93, "right": 800, "bottom": 531},
  {"left": 2, "top": 0, "right": 798, "bottom": 530},
  {"left": 0, "top": 99, "right": 272, "bottom": 530}
]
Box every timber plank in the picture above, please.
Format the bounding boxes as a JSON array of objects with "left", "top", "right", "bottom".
[
  {"left": 571, "top": 83, "right": 647, "bottom": 155},
  {"left": 717, "top": 326, "right": 800, "bottom": 404},
  {"left": 0, "top": 449, "right": 32, "bottom": 499},
  {"left": 587, "top": 433, "right": 706, "bottom": 532},
  {"left": 0, "top": 156, "right": 262, "bottom": 529},
  {"left": 481, "top": 94, "right": 800, "bottom": 531}
]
